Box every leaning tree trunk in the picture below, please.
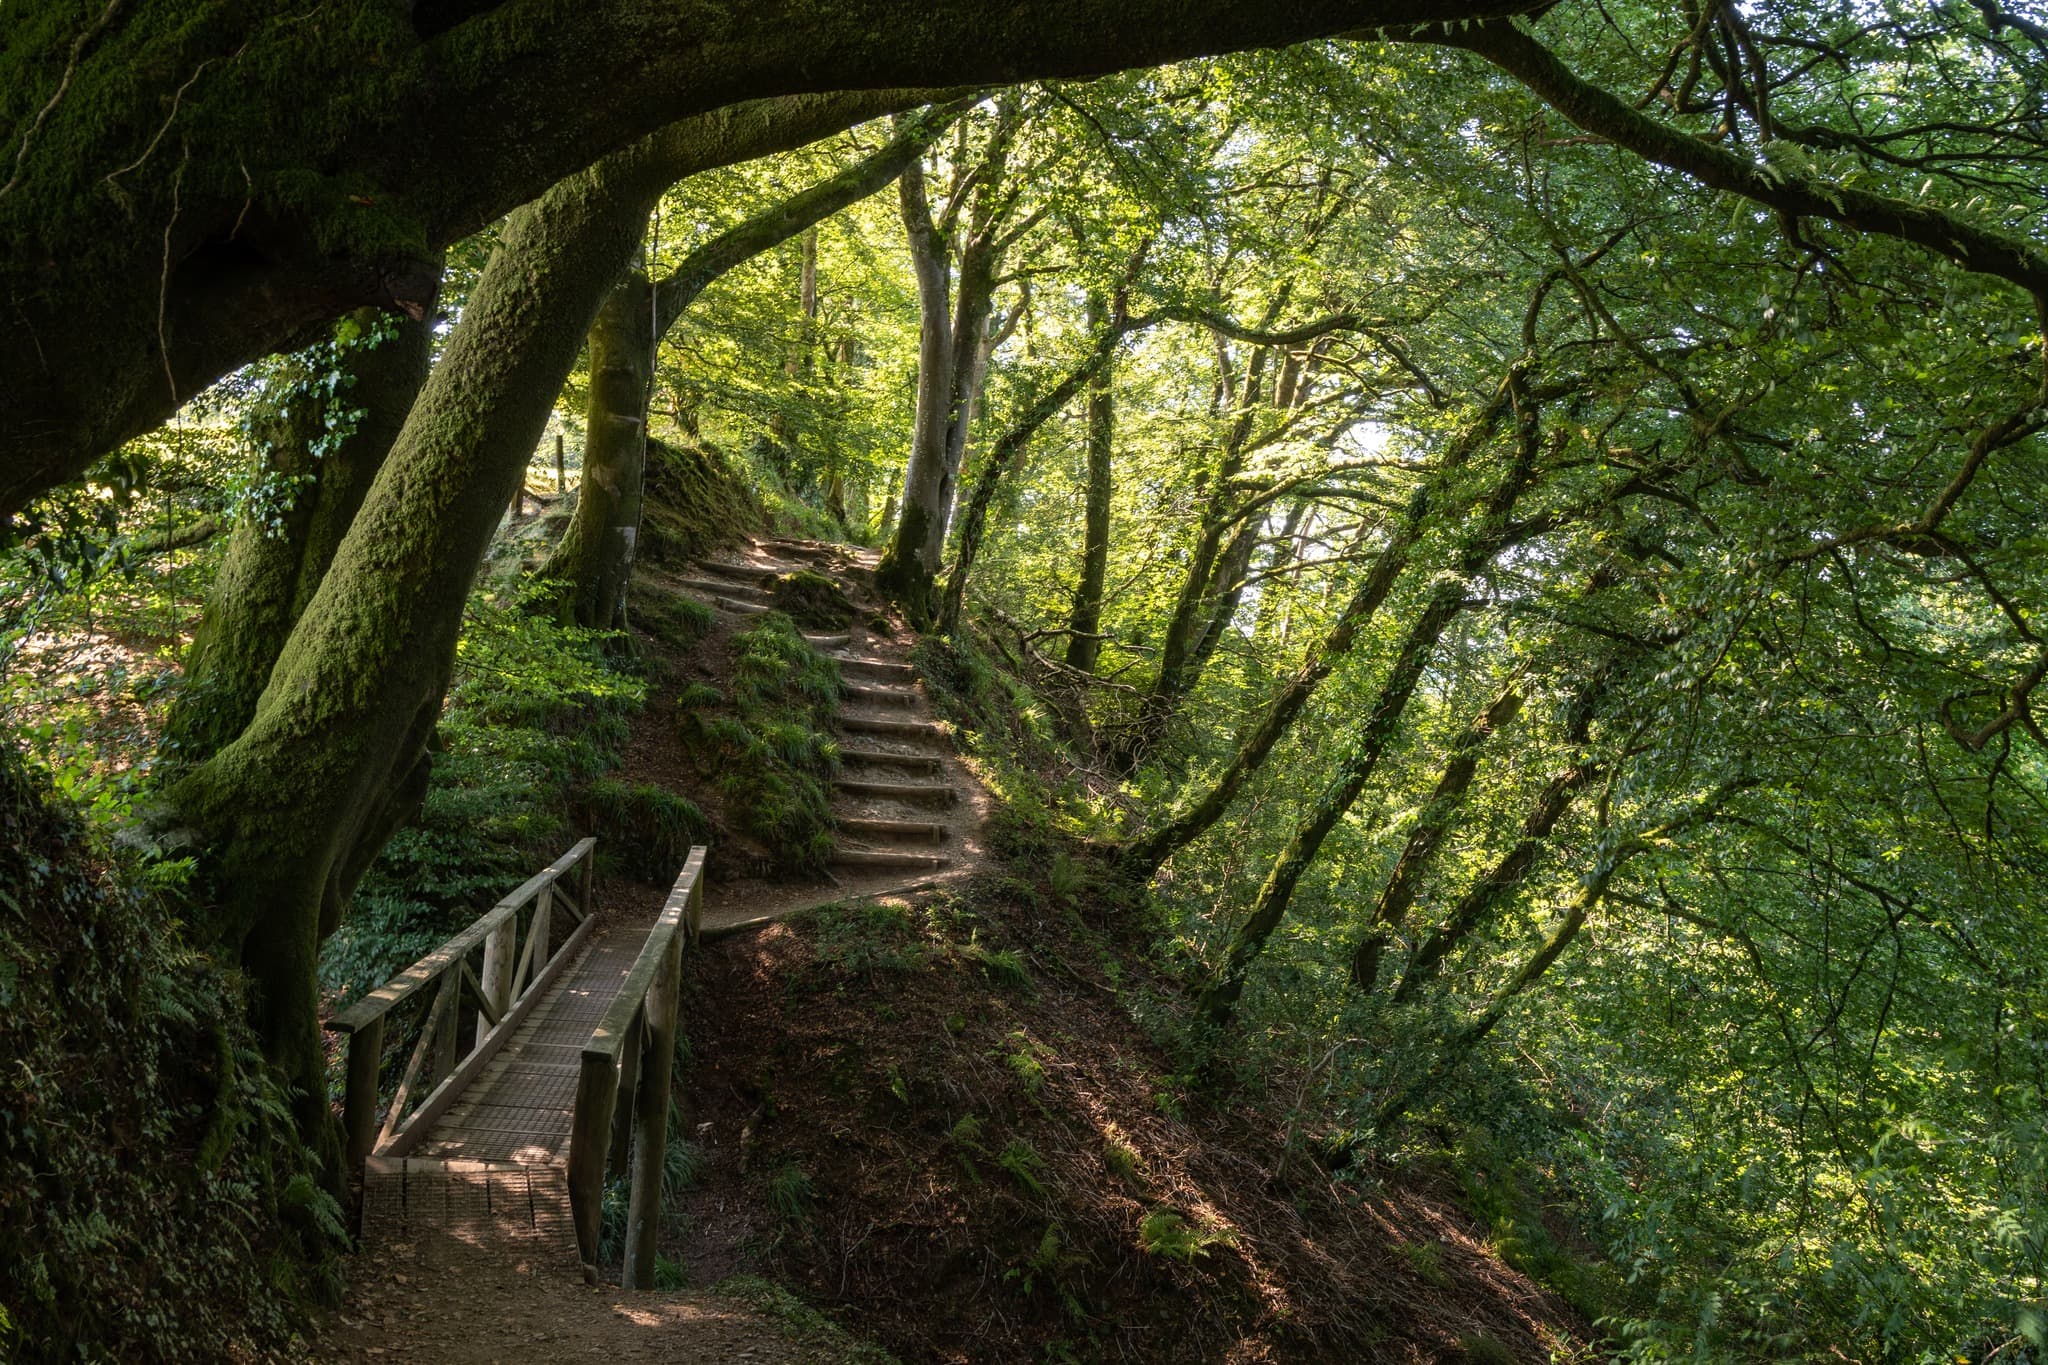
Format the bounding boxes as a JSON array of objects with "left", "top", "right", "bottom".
[
  {"left": 1121, "top": 373, "right": 1528, "bottom": 878},
  {"left": 163, "top": 300, "right": 438, "bottom": 768},
  {"left": 161, "top": 93, "right": 925, "bottom": 1149},
  {"left": 937, "top": 318, "right": 1128, "bottom": 633},
  {"left": 1196, "top": 380, "right": 1547, "bottom": 1028}
]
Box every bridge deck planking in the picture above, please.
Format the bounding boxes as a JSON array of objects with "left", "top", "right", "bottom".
[{"left": 415, "top": 926, "right": 648, "bottom": 1164}]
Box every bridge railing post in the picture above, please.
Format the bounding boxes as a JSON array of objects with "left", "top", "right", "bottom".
[
  {"left": 476, "top": 916, "right": 515, "bottom": 1050},
  {"left": 568, "top": 1050, "right": 620, "bottom": 1266},
  {"left": 343, "top": 1017, "right": 384, "bottom": 1173},
  {"left": 622, "top": 921, "right": 684, "bottom": 1289}
]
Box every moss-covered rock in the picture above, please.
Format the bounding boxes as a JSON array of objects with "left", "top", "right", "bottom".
[
  {"left": 768, "top": 569, "right": 857, "bottom": 630},
  {"left": 640, "top": 437, "right": 763, "bottom": 565}
]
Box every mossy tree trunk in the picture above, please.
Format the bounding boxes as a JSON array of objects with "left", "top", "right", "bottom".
[
  {"left": 542, "top": 106, "right": 961, "bottom": 627},
  {"left": 541, "top": 275, "right": 657, "bottom": 630},
  {"left": 160, "top": 93, "right": 927, "bottom": 1150},
  {"left": 163, "top": 298, "right": 439, "bottom": 769}
]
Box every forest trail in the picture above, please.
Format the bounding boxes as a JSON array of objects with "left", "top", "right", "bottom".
[
  {"left": 675, "top": 536, "right": 994, "bottom": 938},
  {"left": 317, "top": 536, "right": 987, "bottom": 1362}
]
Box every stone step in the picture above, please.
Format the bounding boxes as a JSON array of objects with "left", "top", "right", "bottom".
[
  {"left": 837, "top": 816, "right": 946, "bottom": 843},
  {"left": 834, "top": 776, "right": 957, "bottom": 806},
  {"left": 838, "top": 714, "right": 947, "bottom": 742},
  {"left": 839, "top": 657, "right": 916, "bottom": 681},
  {"left": 828, "top": 848, "right": 950, "bottom": 871},
  {"left": 844, "top": 683, "right": 918, "bottom": 707},
  {"left": 839, "top": 748, "right": 942, "bottom": 774},
  {"left": 676, "top": 575, "right": 770, "bottom": 600}
]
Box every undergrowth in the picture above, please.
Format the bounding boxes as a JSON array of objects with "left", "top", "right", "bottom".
[
  {"left": 0, "top": 752, "right": 330, "bottom": 1362},
  {"left": 681, "top": 612, "right": 841, "bottom": 872},
  {"left": 321, "top": 584, "right": 643, "bottom": 999}
]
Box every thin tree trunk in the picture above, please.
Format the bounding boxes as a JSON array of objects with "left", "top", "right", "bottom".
[
  {"left": 1350, "top": 683, "right": 1522, "bottom": 990},
  {"left": 1121, "top": 373, "right": 1528, "bottom": 877},
  {"left": 1392, "top": 665, "right": 1613, "bottom": 1001},
  {"left": 938, "top": 320, "right": 1126, "bottom": 633},
  {"left": 1064, "top": 290, "right": 1117, "bottom": 675},
  {"left": 876, "top": 156, "right": 958, "bottom": 617}
]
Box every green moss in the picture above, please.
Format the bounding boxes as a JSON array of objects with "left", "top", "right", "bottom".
[
  {"left": 639, "top": 437, "right": 763, "bottom": 564},
  {"left": 768, "top": 569, "right": 856, "bottom": 630},
  {"left": 681, "top": 612, "right": 842, "bottom": 871}
]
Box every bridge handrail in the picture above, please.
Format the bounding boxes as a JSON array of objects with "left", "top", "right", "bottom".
[
  {"left": 329, "top": 836, "right": 596, "bottom": 1033},
  {"left": 325, "top": 836, "right": 599, "bottom": 1171},
  {"left": 566, "top": 846, "right": 705, "bottom": 1283}
]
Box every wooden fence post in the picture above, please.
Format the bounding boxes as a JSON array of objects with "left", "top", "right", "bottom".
[
  {"left": 567, "top": 1051, "right": 620, "bottom": 1266},
  {"left": 532, "top": 884, "right": 552, "bottom": 973},
  {"left": 477, "top": 917, "right": 515, "bottom": 1048},
  {"left": 343, "top": 1018, "right": 384, "bottom": 1172},
  {"left": 609, "top": 1010, "right": 642, "bottom": 1175},
  {"left": 622, "top": 927, "right": 684, "bottom": 1289}
]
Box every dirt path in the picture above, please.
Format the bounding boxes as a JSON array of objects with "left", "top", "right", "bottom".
[{"left": 315, "top": 1229, "right": 834, "bottom": 1363}]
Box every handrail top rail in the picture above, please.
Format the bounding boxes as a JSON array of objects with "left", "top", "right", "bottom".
[
  {"left": 583, "top": 847, "right": 705, "bottom": 1064},
  {"left": 328, "top": 836, "right": 597, "bottom": 1035}
]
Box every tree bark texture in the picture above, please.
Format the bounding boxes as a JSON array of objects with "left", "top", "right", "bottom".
[{"left": 163, "top": 299, "right": 438, "bottom": 770}]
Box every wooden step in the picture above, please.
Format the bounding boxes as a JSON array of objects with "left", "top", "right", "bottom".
[
  {"left": 762, "top": 539, "right": 836, "bottom": 559},
  {"left": 806, "top": 632, "right": 852, "bottom": 650},
  {"left": 697, "top": 559, "right": 779, "bottom": 584},
  {"left": 844, "top": 683, "right": 918, "bottom": 707},
  {"left": 676, "top": 575, "right": 770, "bottom": 599},
  {"left": 828, "top": 848, "right": 949, "bottom": 871},
  {"left": 834, "top": 776, "right": 957, "bottom": 806},
  {"left": 712, "top": 596, "right": 769, "bottom": 615},
  {"left": 840, "top": 748, "right": 942, "bottom": 774},
  {"left": 840, "top": 657, "right": 916, "bottom": 681},
  {"left": 838, "top": 714, "right": 947, "bottom": 741},
  {"left": 837, "top": 816, "right": 946, "bottom": 843}
]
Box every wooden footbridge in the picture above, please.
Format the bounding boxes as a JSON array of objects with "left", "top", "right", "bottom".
[{"left": 326, "top": 840, "right": 706, "bottom": 1287}]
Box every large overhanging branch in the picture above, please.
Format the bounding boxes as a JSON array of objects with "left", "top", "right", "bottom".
[
  {"left": 0, "top": 0, "right": 1542, "bottom": 519},
  {"left": 1410, "top": 19, "right": 2048, "bottom": 303}
]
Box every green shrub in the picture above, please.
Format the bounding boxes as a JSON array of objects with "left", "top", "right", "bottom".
[
  {"left": 323, "top": 588, "right": 643, "bottom": 1000},
  {"left": 579, "top": 776, "right": 707, "bottom": 883},
  {"left": 0, "top": 754, "right": 324, "bottom": 1362},
  {"left": 686, "top": 612, "right": 842, "bottom": 871}
]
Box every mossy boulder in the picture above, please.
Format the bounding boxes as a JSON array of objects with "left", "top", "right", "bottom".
[
  {"left": 641, "top": 437, "right": 762, "bottom": 563},
  {"left": 768, "top": 569, "right": 856, "bottom": 630}
]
